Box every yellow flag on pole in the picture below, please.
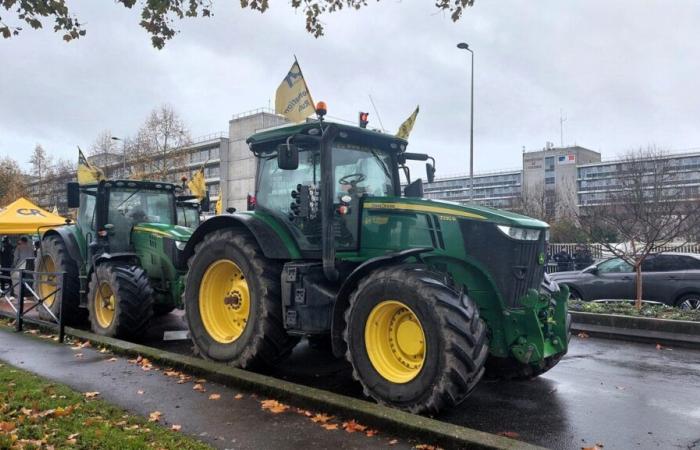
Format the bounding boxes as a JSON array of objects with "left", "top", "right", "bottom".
[
  {"left": 396, "top": 106, "right": 420, "bottom": 140},
  {"left": 215, "top": 195, "right": 222, "bottom": 215},
  {"left": 275, "top": 59, "right": 315, "bottom": 123},
  {"left": 187, "top": 167, "right": 206, "bottom": 201},
  {"left": 77, "top": 147, "right": 106, "bottom": 185}
]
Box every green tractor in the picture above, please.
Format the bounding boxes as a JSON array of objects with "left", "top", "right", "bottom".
[
  {"left": 182, "top": 119, "right": 570, "bottom": 414},
  {"left": 37, "top": 180, "right": 193, "bottom": 338}
]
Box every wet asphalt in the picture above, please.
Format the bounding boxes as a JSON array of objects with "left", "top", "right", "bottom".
[{"left": 148, "top": 312, "right": 700, "bottom": 450}]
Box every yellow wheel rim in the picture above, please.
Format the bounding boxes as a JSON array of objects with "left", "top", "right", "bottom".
[
  {"left": 38, "top": 255, "right": 57, "bottom": 307},
  {"left": 199, "top": 259, "right": 250, "bottom": 344},
  {"left": 94, "top": 281, "right": 116, "bottom": 328},
  {"left": 365, "top": 300, "right": 426, "bottom": 383}
]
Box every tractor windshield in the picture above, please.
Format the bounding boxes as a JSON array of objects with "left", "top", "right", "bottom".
[
  {"left": 332, "top": 143, "right": 395, "bottom": 201},
  {"left": 177, "top": 204, "right": 200, "bottom": 228},
  {"left": 108, "top": 188, "right": 175, "bottom": 228}
]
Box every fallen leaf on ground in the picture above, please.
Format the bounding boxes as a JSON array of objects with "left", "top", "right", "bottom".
[
  {"left": 388, "top": 439, "right": 398, "bottom": 445},
  {"left": 582, "top": 446, "right": 603, "bottom": 450},
  {"left": 366, "top": 429, "right": 378, "bottom": 437},
  {"left": 171, "top": 424, "right": 182, "bottom": 432},
  {"left": 234, "top": 394, "right": 243, "bottom": 400},
  {"left": 74, "top": 353, "right": 83, "bottom": 358},
  {"left": 83, "top": 392, "right": 100, "bottom": 399},
  {"left": 137, "top": 390, "right": 144, "bottom": 395},
  {"left": 342, "top": 420, "right": 367, "bottom": 433},
  {"left": 148, "top": 411, "right": 162, "bottom": 422},
  {"left": 497, "top": 431, "right": 520, "bottom": 439},
  {"left": 106, "top": 357, "right": 117, "bottom": 362},
  {"left": 66, "top": 432, "right": 79, "bottom": 444},
  {"left": 260, "top": 399, "right": 289, "bottom": 414},
  {"left": 311, "top": 413, "right": 333, "bottom": 423},
  {"left": 99, "top": 347, "right": 109, "bottom": 353},
  {"left": 615, "top": 386, "right": 625, "bottom": 390},
  {"left": 577, "top": 332, "right": 590, "bottom": 339},
  {"left": 296, "top": 408, "right": 313, "bottom": 416},
  {"left": 193, "top": 383, "right": 206, "bottom": 392},
  {"left": 208, "top": 394, "right": 221, "bottom": 400},
  {"left": 195, "top": 378, "right": 207, "bottom": 383},
  {"left": 164, "top": 370, "right": 180, "bottom": 377},
  {"left": 415, "top": 445, "right": 443, "bottom": 450},
  {"left": 0, "top": 421, "right": 16, "bottom": 432},
  {"left": 321, "top": 423, "right": 338, "bottom": 430}
]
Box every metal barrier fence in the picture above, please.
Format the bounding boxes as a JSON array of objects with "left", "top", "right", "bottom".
[
  {"left": 0, "top": 259, "right": 66, "bottom": 342},
  {"left": 549, "top": 242, "right": 700, "bottom": 259}
]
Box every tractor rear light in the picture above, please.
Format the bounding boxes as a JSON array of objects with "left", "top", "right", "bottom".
[
  {"left": 496, "top": 225, "right": 540, "bottom": 241},
  {"left": 337, "top": 205, "right": 349, "bottom": 215},
  {"left": 247, "top": 194, "right": 256, "bottom": 211}
]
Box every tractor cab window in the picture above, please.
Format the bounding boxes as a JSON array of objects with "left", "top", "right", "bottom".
[
  {"left": 178, "top": 205, "right": 200, "bottom": 228},
  {"left": 77, "top": 189, "right": 97, "bottom": 231},
  {"left": 333, "top": 143, "right": 394, "bottom": 202},
  {"left": 108, "top": 188, "right": 175, "bottom": 228}
]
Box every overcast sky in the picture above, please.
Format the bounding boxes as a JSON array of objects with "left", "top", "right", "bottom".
[{"left": 2, "top": 0, "right": 700, "bottom": 177}]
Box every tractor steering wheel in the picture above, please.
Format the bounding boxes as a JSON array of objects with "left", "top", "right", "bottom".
[{"left": 339, "top": 173, "right": 366, "bottom": 186}]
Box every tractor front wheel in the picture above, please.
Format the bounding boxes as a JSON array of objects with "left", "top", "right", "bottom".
[
  {"left": 184, "top": 230, "right": 298, "bottom": 369},
  {"left": 87, "top": 264, "right": 154, "bottom": 339},
  {"left": 344, "top": 264, "right": 489, "bottom": 414}
]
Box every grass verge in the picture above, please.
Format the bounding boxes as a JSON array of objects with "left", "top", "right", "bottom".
[
  {"left": 569, "top": 299, "right": 700, "bottom": 322},
  {"left": 0, "top": 362, "right": 212, "bottom": 450}
]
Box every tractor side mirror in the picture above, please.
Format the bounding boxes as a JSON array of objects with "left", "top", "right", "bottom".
[
  {"left": 277, "top": 143, "right": 299, "bottom": 170},
  {"left": 67, "top": 182, "right": 80, "bottom": 208},
  {"left": 200, "top": 192, "right": 211, "bottom": 212},
  {"left": 426, "top": 163, "right": 436, "bottom": 184}
]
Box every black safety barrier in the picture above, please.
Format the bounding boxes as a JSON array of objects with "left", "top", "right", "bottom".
[{"left": 0, "top": 260, "right": 66, "bottom": 343}]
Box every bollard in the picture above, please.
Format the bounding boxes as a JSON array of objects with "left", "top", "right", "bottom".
[{"left": 16, "top": 270, "right": 24, "bottom": 332}]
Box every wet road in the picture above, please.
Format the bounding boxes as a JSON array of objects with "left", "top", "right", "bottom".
[{"left": 148, "top": 313, "right": 700, "bottom": 450}]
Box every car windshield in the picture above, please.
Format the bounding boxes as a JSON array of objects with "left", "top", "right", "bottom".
[
  {"left": 597, "top": 258, "right": 633, "bottom": 273},
  {"left": 109, "top": 188, "right": 175, "bottom": 226}
]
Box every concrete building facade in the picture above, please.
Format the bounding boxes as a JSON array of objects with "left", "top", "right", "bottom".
[{"left": 423, "top": 170, "right": 523, "bottom": 210}]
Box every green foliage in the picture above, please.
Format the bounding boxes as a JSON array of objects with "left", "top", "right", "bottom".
[
  {"left": 0, "top": 362, "right": 212, "bottom": 449},
  {"left": 1, "top": 0, "right": 475, "bottom": 48},
  {"left": 569, "top": 299, "right": 700, "bottom": 322}
]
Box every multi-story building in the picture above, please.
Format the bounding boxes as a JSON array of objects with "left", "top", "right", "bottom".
[
  {"left": 577, "top": 151, "right": 700, "bottom": 207},
  {"left": 423, "top": 169, "right": 523, "bottom": 210}
]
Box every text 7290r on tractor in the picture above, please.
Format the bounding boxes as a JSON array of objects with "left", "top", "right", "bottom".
[
  {"left": 182, "top": 111, "right": 571, "bottom": 414},
  {"left": 36, "top": 180, "right": 194, "bottom": 338}
]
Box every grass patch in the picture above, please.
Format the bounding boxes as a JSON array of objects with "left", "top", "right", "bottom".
[
  {"left": 569, "top": 299, "right": 700, "bottom": 322},
  {"left": 0, "top": 362, "right": 212, "bottom": 450}
]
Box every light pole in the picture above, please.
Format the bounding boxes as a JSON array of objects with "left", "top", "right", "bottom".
[
  {"left": 457, "top": 42, "right": 474, "bottom": 202},
  {"left": 111, "top": 136, "right": 126, "bottom": 177}
]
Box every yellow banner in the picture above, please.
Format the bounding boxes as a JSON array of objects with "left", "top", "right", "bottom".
[
  {"left": 396, "top": 105, "right": 420, "bottom": 140},
  {"left": 187, "top": 167, "right": 206, "bottom": 201},
  {"left": 77, "top": 147, "right": 105, "bottom": 185},
  {"left": 275, "top": 60, "right": 315, "bottom": 123},
  {"left": 215, "top": 195, "right": 222, "bottom": 215}
]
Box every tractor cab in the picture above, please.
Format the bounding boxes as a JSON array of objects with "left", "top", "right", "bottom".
[{"left": 176, "top": 195, "right": 205, "bottom": 228}]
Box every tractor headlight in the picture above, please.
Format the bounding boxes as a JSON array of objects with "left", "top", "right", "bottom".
[
  {"left": 497, "top": 225, "right": 541, "bottom": 241},
  {"left": 175, "top": 240, "right": 187, "bottom": 251}
]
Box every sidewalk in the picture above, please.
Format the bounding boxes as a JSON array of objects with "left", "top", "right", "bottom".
[{"left": 0, "top": 326, "right": 416, "bottom": 450}]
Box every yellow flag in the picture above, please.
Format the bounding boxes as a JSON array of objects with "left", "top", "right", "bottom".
[
  {"left": 52, "top": 205, "right": 59, "bottom": 214},
  {"left": 396, "top": 106, "right": 420, "bottom": 140},
  {"left": 215, "top": 195, "right": 222, "bottom": 215},
  {"left": 275, "top": 60, "right": 315, "bottom": 123},
  {"left": 77, "top": 147, "right": 106, "bottom": 185},
  {"left": 187, "top": 167, "right": 206, "bottom": 201}
]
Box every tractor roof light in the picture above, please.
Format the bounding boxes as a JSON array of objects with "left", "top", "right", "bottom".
[
  {"left": 316, "top": 101, "right": 327, "bottom": 117},
  {"left": 496, "top": 225, "right": 541, "bottom": 241}
]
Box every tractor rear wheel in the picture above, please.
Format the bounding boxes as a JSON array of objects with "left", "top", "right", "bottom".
[
  {"left": 485, "top": 313, "right": 571, "bottom": 380},
  {"left": 344, "top": 264, "right": 489, "bottom": 414},
  {"left": 184, "top": 230, "right": 298, "bottom": 369},
  {"left": 36, "top": 235, "right": 86, "bottom": 325},
  {"left": 87, "top": 264, "right": 154, "bottom": 339}
]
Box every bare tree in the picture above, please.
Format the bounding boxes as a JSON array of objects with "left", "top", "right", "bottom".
[
  {"left": 575, "top": 146, "right": 700, "bottom": 308},
  {"left": 29, "top": 144, "right": 53, "bottom": 186},
  {"left": 0, "top": 156, "right": 27, "bottom": 205},
  {"left": 128, "top": 105, "right": 191, "bottom": 181}
]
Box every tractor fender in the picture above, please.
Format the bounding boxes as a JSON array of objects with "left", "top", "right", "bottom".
[
  {"left": 330, "top": 247, "right": 431, "bottom": 358},
  {"left": 182, "top": 214, "right": 296, "bottom": 263},
  {"left": 42, "top": 228, "right": 84, "bottom": 268}
]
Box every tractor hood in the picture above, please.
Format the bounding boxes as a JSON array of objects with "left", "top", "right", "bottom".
[
  {"left": 132, "top": 223, "right": 193, "bottom": 242},
  {"left": 364, "top": 197, "right": 549, "bottom": 229}
]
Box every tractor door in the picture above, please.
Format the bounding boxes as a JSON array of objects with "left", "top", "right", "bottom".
[{"left": 76, "top": 187, "right": 98, "bottom": 261}]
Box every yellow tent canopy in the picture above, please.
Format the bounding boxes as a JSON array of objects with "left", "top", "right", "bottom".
[{"left": 0, "top": 198, "right": 67, "bottom": 235}]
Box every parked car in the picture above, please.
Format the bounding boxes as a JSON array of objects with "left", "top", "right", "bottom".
[{"left": 550, "top": 253, "right": 700, "bottom": 310}]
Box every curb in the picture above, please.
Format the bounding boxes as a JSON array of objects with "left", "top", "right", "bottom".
[
  {"left": 570, "top": 311, "right": 700, "bottom": 348},
  {"left": 57, "top": 326, "right": 543, "bottom": 450}
]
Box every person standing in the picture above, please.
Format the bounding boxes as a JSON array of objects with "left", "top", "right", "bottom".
[
  {"left": 14, "top": 236, "right": 34, "bottom": 269},
  {"left": 0, "top": 236, "right": 13, "bottom": 291}
]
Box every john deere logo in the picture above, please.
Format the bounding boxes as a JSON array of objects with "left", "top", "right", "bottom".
[
  {"left": 17, "top": 208, "right": 45, "bottom": 217},
  {"left": 538, "top": 252, "right": 545, "bottom": 265}
]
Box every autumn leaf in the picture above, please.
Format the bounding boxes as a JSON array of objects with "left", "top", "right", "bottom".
[
  {"left": 342, "top": 420, "right": 367, "bottom": 433},
  {"left": 497, "top": 431, "right": 520, "bottom": 439},
  {"left": 321, "top": 423, "right": 339, "bottom": 430},
  {"left": 74, "top": 353, "right": 83, "bottom": 358},
  {"left": 164, "top": 370, "right": 180, "bottom": 377},
  {"left": 577, "top": 332, "right": 590, "bottom": 339},
  {"left": 171, "top": 424, "right": 182, "bottom": 432},
  {"left": 260, "top": 399, "right": 289, "bottom": 414},
  {"left": 148, "top": 411, "right": 162, "bottom": 422},
  {"left": 106, "top": 357, "right": 118, "bottom": 362},
  {"left": 311, "top": 413, "right": 333, "bottom": 423},
  {"left": 66, "top": 432, "right": 79, "bottom": 444},
  {"left": 195, "top": 378, "right": 207, "bottom": 383},
  {"left": 234, "top": 394, "right": 243, "bottom": 400},
  {"left": 208, "top": 394, "right": 221, "bottom": 400},
  {"left": 582, "top": 446, "right": 604, "bottom": 450},
  {"left": 388, "top": 439, "right": 398, "bottom": 445},
  {"left": 365, "top": 429, "right": 378, "bottom": 437},
  {"left": 415, "top": 445, "right": 443, "bottom": 450},
  {"left": 193, "top": 383, "right": 206, "bottom": 392},
  {"left": 99, "top": 347, "right": 109, "bottom": 353},
  {"left": 0, "top": 421, "right": 16, "bottom": 432},
  {"left": 137, "top": 390, "right": 144, "bottom": 395},
  {"left": 83, "top": 392, "right": 100, "bottom": 399}
]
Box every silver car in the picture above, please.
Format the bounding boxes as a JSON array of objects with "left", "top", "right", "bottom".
[{"left": 550, "top": 252, "right": 700, "bottom": 309}]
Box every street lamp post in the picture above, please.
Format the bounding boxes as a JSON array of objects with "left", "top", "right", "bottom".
[
  {"left": 111, "top": 136, "right": 126, "bottom": 177},
  {"left": 457, "top": 42, "right": 475, "bottom": 202}
]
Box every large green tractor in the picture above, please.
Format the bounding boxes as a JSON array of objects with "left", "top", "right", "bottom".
[
  {"left": 182, "top": 119, "right": 570, "bottom": 414},
  {"left": 37, "top": 180, "right": 193, "bottom": 338}
]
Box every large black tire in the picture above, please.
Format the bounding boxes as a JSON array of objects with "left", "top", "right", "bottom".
[
  {"left": 344, "top": 264, "right": 489, "bottom": 414},
  {"left": 485, "top": 312, "right": 572, "bottom": 380},
  {"left": 153, "top": 304, "right": 176, "bottom": 316},
  {"left": 184, "top": 230, "right": 298, "bottom": 369},
  {"left": 87, "top": 264, "right": 154, "bottom": 339},
  {"left": 36, "top": 235, "right": 86, "bottom": 325}
]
